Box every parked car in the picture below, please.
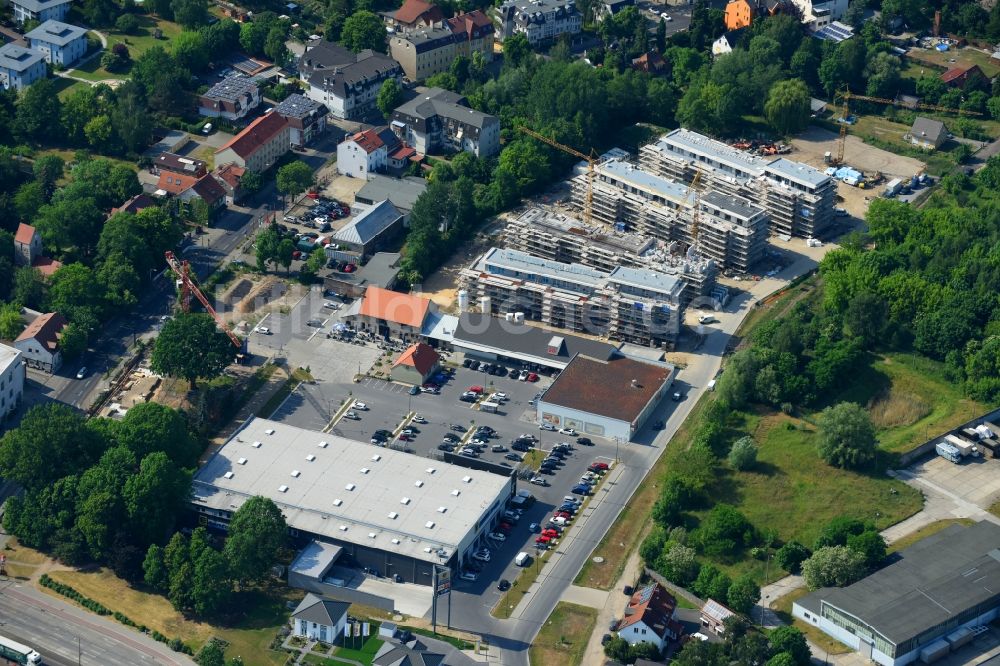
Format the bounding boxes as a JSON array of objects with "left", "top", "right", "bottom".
[
  {"left": 472, "top": 549, "right": 491, "bottom": 562},
  {"left": 497, "top": 579, "right": 511, "bottom": 591},
  {"left": 353, "top": 401, "right": 368, "bottom": 410},
  {"left": 527, "top": 372, "right": 539, "bottom": 382},
  {"left": 459, "top": 571, "right": 478, "bottom": 581},
  {"left": 576, "top": 437, "right": 593, "bottom": 446},
  {"left": 508, "top": 368, "right": 520, "bottom": 378},
  {"left": 591, "top": 462, "right": 609, "bottom": 470},
  {"left": 306, "top": 318, "right": 322, "bottom": 327},
  {"left": 571, "top": 485, "right": 590, "bottom": 495},
  {"left": 490, "top": 532, "right": 507, "bottom": 542},
  {"left": 528, "top": 522, "right": 540, "bottom": 533},
  {"left": 518, "top": 370, "right": 530, "bottom": 381},
  {"left": 505, "top": 453, "right": 524, "bottom": 462},
  {"left": 540, "top": 423, "right": 557, "bottom": 432},
  {"left": 412, "top": 415, "right": 427, "bottom": 424},
  {"left": 530, "top": 477, "right": 549, "bottom": 486},
  {"left": 438, "top": 443, "right": 455, "bottom": 451},
  {"left": 558, "top": 427, "right": 577, "bottom": 436},
  {"left": 409, "top": 386, "right": 421, "bottom": 395},
  {"left": 344, "top": 411, "right": 360, "bottom": 420},
  {"left": 535, "top": 536, "right": 551, "bottom": 544}
]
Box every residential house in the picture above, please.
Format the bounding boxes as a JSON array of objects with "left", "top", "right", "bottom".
[
  {"left": 198, "top": 76, "right": 261, "bottom": 121},
  {"left": 214, "top": 112, "right": 291, "bottom": 173},
  {"left": 391, "top": 87, "right": 500, "bottom": 157},
  {"left": 711, "top": 28, "right": 746, "bottom": 57},
  {"left": 724, "top": 0, "right": 754, "bottom": 30},
  {"left": 495, "top": 0, "right": 582, "bottom": 45},
  {"left": 342, "top": 286, "right": 438, "bottom": 342},
  {"left": 274, "top": 93, "right": 329, "bottom": 147},
  {"left": 291, "top": 594, "right": 349, "bottom": 643},
  {"left": 616, "top": 583, "right": 681, "bottom": 653},
  {"left": 25, "top": 20, "right": 87, "bottom": 67},
  {"left": 384, "top": 0, "right": 445, "bottom": 32},
  {"left": 908, "top": 117, "right": 947, "bottom": 150},
  {"left": 940, "top": 64, "right": 986, "bottom": 89},
  {"left": 0, "top": 44, "right": 47, "bottom": 91},
  {"left": 390, "top": 26, "right": 460, "bottom": 82},
  {"left": 154, "top": 152, "right": 208, "bottom": 178},
  {"left": 447, "top": 10, "right": 494, "bottom": 62},
  {"left": 790, "top": 0, "right": 847, "bottom": 28},
  {"left": 299, "top": 41, "right": 402, "bottom": 120},
  {"left": 336, "top": 127, "right": 400, "bottom": 179},
  {"left": 112, "top": 193, "right": 157, "bottom": 215},
  {"left": 390, "top": 342, "right": 440, "bottom": 384},
  {"left": 214, "top": 163, "right": 247, "bottom": 204},
  {"left": 14, "top": 311, "right": 67, "bottom": 373},
  {"left": 700, "top": 599, "right": 736, "bottom": 636},
  {"left": 10, "top": 0, "right": 72, "bottom": 24},
  {"left": 0, "top": 344, "right": 25, "bottom": 421},
  {"left": 328, "top": 200, "right": 405, "bottom": 262},
  {"left": 594, "top": 0, "right": 635, "bottom": 23},
  {"left": 14, "top": 223, "right": 61, "bottom": 277},
  {"left": 631, "top": 51, "right": 668, "bottom": 75},
  {"left": 177, "top": 174, "right": 227, "bottom": 213}
]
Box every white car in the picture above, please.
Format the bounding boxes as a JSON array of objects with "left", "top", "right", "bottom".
[
  {"left": 518, "top": 370, "right": 529, "bottom": 381},
  {"left": 402, "top": 428, "right": 416, "bottom": 436},
  {"left": 459, "top": 571, "right": 478, "bottom": 581},
  {"left": 494, "top": 392, "right": 508, "bottom": 400},
  {"left": 490, "top": 532, "right": 507, "bottom": 542},
  {"left": 353, "top": 401, "right": 368, "bottom": 410},
  {"left": 257, "top": 326, "right": 271, "bottom": 335},
  {"left": 698, "top": 314, "right": 717, "bottom": 324},
  {"left": 540, "top": 423, "right": 557, "bottom": 431},
  {"left": 472, "top": 550, "right": 491, "bottom": 562},
  {"left": 412, "top": 415, "right": 428, "bottom": 424},
  {"left": 344, "top": 411, "right": 360, "bottom": 420},
  {"left": 530, "top": 476, "right": 549, "bottom": 486},
  {"left": 558, "top": 427, "right": 577, "bottom": 436},
  {"left": 324, "top": 301, "right": 341, "bottom": 310}
]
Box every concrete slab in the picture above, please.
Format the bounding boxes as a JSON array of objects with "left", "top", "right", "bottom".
[
  {"left": 908, "top": 455, "right": 1000, "bottom": 509},
  {"left": 357, "top": 577, "right": 433, "bottom": 618}
]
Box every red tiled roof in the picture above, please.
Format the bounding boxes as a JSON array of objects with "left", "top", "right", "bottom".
[
  {"left": 14, "top": 223, "right": 36, "bottom": 246},
  {"left": 113, "top": 193, "right": 157, "bottom": 215},
  {"left": 349, "top": 129, "right": 385, "bottom": 154},
  {"left": 15, "top": 312, "right": 67, "bottom": 351},
  {"left": 394, "top": 0, "right": 444, "bottom": 25},
  {"left": 188, "top": 174, "right": 227, "bottom": 206},
  {"left": 390, "top": 145, "right": 417, "bottom": 160},
  {"left": 542, "top": 354, "right": 674, "bottom": 423},
  {"left": 940, "top": 67, "right": 966, "bottom": 83},
  {"left": 618, "top": 584, "right": 677, "bottom": 638},
  {"left": 31, "top": 256, "right": 62, "bottom": 277},
  {"left": 216, "top": 112, "right": 289, "bottom": 159},
  {"left": 393, "top": 342, "right": 439, "bottom": 375},
  {"left": 447, "top": 9, "right": 493, "bottom": 36},
  {"left": 215, "top": 163, "right": 247, "bottom": 188},
  {"left": 357, "top": 286, "right": 430, "bottom": 329},
  {"left": 157, "top": 171, "right": 199, "bottom": 195}
]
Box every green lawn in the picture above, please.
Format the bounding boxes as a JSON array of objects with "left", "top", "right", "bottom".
[
  {"left": 52, "top": 77, "right": 89, "bottom": 99},
  {"left": 528, "top": 603, "right": 598, "bottom": 666},
  {"left": 70, "top": 15, "right": 184, "bottom": 81},
  {"left": 333, "top": 633, "right": 384, "bottom": 665},
  {"left": 906, "top": 46, "right": 1000, "bottom": 78}
]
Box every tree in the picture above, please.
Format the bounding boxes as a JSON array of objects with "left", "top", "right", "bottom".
[
  {"left": 864, "top": 51, "right": 902, "bottom": 98},
  {"left": 196, "top": 640, "right": 226, "bottom": 666},
  {"left": 223, "top": 496, "right": 286, "bottom": 588},
  {"left": 47, "top": 263, "right": 105, "bottom": 328},
  {"left": 656, "top": 542, "right": 699, "bottom": 585},
  {"left": 376, "top": 78, "right": 403, "bottom": 118},
  {"left": 341, "top": 11, "right": 386, "bottom": 53},
  {"left": 14, "top": 79, "right": 63, "bottom": 143},
  {"left": 277, "top": 238, "right": 295, "bottom": 272},
  {"left": 696, "top": 504, "right": 756, "bottom": 557},
  {"left": 115, "top": 13, "right": 140, "bottom": 34},
  {"left": 767, "top": 653, "right": 797, "bottom": 666},
  {"left": 656, "top": 18, "right": 666, "bottom": 52},
  {"left": 116, "top": 401, "right": 201, "bottom": 467},
  {"left": 192, "top": 548, "right": 231, "bottom": 616},
  {"left": 33, "top": 154, "right": 65, "bottom": 197},
  {"left": 801, "top": 545, "right": 867, "bottom": 589},
  {"left": 764, "top": 78, "right": 811, "bottom": 136},
  {"left": 14, "top": 182, "right": 45, "bottom": 223},
  {"left": 673, "top": 639, "right": 727, "bottom": 666},
  {"left": 82, "top": 0, "right": 117, "bottom": 26},
  {"left": 0, "top": 403, "right": 103, "bottom": 489},
  {"left": 241, "top": 169, "right": 262, "bottom": 195},
  {"left": 728, "top": 436, "right": 758, "bottom": 471},
  {"left": 693, "top": 564, "right": 732, "bottom": 601},
  {"left": 727, "top": 574, "right": 760, "bottom": 614},
  {"left": 775, "top": 541, "right": 810, "bottom": 574},
  {"left": 846, "top": 530, "right": 886, "bottom": 570},
  {"left": 58, "top": 322, "right": 89, "bottom": 360},
  {"left": 143, "top": 543, "right": 169, "bottom": 591},
  {"left": 275, "top": 162, "right": 315, "bottom": 199},
  {"left": 677, "top": 77, "right": 738, "bottom": 136},
  {"left": 150, "top": 313, "right": 238, "bottom": 388},
  {"left": 12, "top": 267, "right": 45, "bottom": 309},
  {"left": 814, "top": 517, "right": 866, "bottom": 549},
  {"left": 264, "top": 26, "right": 290, "bottom": 66},
  {"left": 0, "top": 303, "right": 24, "bottom": 340},
  {"left": 123, "top": 452, "right": 191, "bottom": 546},
  {"left": 816, "top": 402, "right": 877, "bottom": 469},
  {"left": 171, "top": 0, "right": 209, "bottom": 28},
  {"left": 255, "top": 224, "right": 280, "bottom": 271},
  {"left": 844, "top": 291, "right": 886, "bottom": 348},
  {"left": 503, "top": 33, "right": 532, "bottom": 70},
  {"left": 769, "top": 626, "right": 811, "bottom": 666},
  {"left": 172, "top": 31, "right": 210, "bottom": 72}
]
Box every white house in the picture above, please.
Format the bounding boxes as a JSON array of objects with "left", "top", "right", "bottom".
[
  {"left": 291, "top": 594, "right": 350, "bottom": 643},
  {"left": 0, "top": 44, "right": 47, "bottom": 91},
  {"left": 11, "top": 0, "right": 72, "bottom": 24},
  {"left": 616, "top": 583, "right": 681, "bottom": 653},
  {"left": 0, "top": 344, "right": 25, "bottom": 422},
  {"left": 13, "top": 311, "right": 66, "bottom": 374},
  {"left": 300, "top": 43, "right": 401, "bottom": 121},
  {"left": 336, "top": 127, "right": 398, "bottom": 179},
  {"left": 791, "top": 0, "right": 848, "bottom": 28},
  {"left": 26, "top": 20, "right": 88, "bottom": 67},
  {"left": 711, "top": 28, "right": 745, "bottom": 57}
]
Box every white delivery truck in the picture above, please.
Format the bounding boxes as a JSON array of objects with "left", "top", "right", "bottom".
[{"left": 515, "top": 552, "right": 530, "bottom": 566}]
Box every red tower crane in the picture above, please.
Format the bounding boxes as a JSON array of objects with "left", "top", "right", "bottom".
[{"left": 164, "top": 251, "right": 246, "bottom": 354}]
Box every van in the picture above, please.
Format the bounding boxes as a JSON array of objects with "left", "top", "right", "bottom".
[
  {"left": 480, "top": 401, "right": 499, "bottom": 413},
  {"left": 707, "top": 379, "right": 717, "bottom": 391},
  {"left": 515, "top": 552, "right": 530, "bottom": 567}
]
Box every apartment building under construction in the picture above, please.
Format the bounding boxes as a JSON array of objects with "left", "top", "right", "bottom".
[
  {"left": 503, "top": 207, "right": 718, "bottom": 303},
  {"left": 571, "top": 158, "right": 769, "bottom": 273},
  {"left": 459, "top": 247, "right": 685, "bottom": 348},
  {"left": 639, "top": 128, "right": 835, "bottom": 239}
]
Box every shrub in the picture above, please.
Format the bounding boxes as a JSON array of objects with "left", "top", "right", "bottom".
[
  {"left": 727, "top": 436, "right": 758, "bottom": 471},
  {"left": 775, "top": 541, "right": 810, "bottom": 573},
  {"left": 801, "top": 546, "right": 867, "bottom": 589},
  {"left": 695, "top": 504, "right": 757, "bottom": 557}
]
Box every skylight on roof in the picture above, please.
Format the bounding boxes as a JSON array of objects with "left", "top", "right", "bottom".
[
  {"left": 426, "top": 467, "right": 436, "bottom": 474},
  {"left": 388, "top": 512, "right": 398, "bottom": 519},
  {"left": 333, "top": 499, "right": 343, "bottom": 506},
  {"left": 224, "top": 471, "right": 234, "bottom": 479},
  {"left": 339, "top": 525, "right": 347, "bottom": 531},
  {"left": 306, "top": 454, "right": 316, "bottom": 462},
  {"left": 462, "top": 475, "right": 472, "bottom": 483},
  {"left": 345, "top": 482, "right": 356, "bottom": 491},
  {"left": 265, "top": 428, "right": 275, "bottom": 435},
  {"left": 392, "top": 538, "right": 400, "bottom": 544},
  {"left": 361, "top": 467, "right": 370, "bottom": 474},
  {"left": 291, "top": 470, "right": 301, "bottom": 477},
  {"left": 372, "top": 454, "right": 381, "bottom": 461},
  {"left": 252, "top": 441, "right": 261, "bottom": 448},
  {"left": 425, "top": 521, "right": 435, "bottom": 529},
  {"left": 278, "top": 485, "right": 288, "bottom": 492},
  {"left": 437, "top": 506, "right": 446, "bottom": 513},
  {"left": 401, "top": 497, "right": 410, "bottom": 504},
  {"left": 318, "top": 441, "right": 328, "bottom": 448},
  {"left": 451, "top": 489, "right": 460, "bottom": 496},
  {"left": 368, "top": 532, "right": 376, "bottom": 539},
  {"left": 238, "top": 457, "right": 247, "bottom": 465},
  {"left": 414, "top": 480, "right": 424, "bottom": 487}
]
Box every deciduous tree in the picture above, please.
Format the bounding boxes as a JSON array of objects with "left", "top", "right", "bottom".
[
  {"left": 151, "top": 313, "right": 238, "bottom": 388},
  {"left": 341, "top": 11, "right": 386, "bottom": 53},
  {"left": 764, "top": 78, "right": 811, "bottom": 136},
  {"left": 801, "top": 545, "right": 867, "bottom": 589},
  {"left": 816, "top": 402, "right": 877, "bottom": 469},
  {"left": 223, "top": 496, "right": 286, "bottom": 588}
]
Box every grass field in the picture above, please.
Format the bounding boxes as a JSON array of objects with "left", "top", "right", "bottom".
[
  {"left": 528, "top": 602, "right": 598, "bottom": 666},
  {"left": 906, "top": 46, "right": 1000, "bottom": 78},
  {"left": 70, "top": 16, "right": 184, "bottom": 81},
  {"left": 45, "top": 568, "right": 296, "bottom": 665},
  {"left": 887, "top": 518, "right": 975, "bottom": 554},
  {"left": 771, "top": 587, "right": 851, "bottom": 656},
  {"left": 52, "top": 77, "right": 90, "bottom": 100}
]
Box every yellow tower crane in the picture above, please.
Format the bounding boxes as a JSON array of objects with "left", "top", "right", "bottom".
[
  {"left": 518, "top": 126, "right": 599, "bottom": 226},
  {"left": 689, "top": 167, "right": 703, "bottom": 248},
  {"left": 832, "top": 89, "right": 982, "bottom": 165}
]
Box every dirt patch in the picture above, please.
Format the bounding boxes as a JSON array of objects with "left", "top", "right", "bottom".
[
  {"left": 418, "top": 221, "right": 506, "bottom": 310},
  {"left": 322, "top": 174, "right": 366, "bottom": 205},
  {"left": 792, "top": 126, "right": 926, "bottom": 177}
]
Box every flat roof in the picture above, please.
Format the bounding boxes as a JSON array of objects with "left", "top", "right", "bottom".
[
  {"left": 798, "top": 521, "right": 1000, "bottom": 645},
  {"left": 598, "top": 159, "right": 693, "bottom": 204},
  {"left": 453, "top": 313, "right": 618, "bottom": 368},
  {"left": 511, "top": 207, "right": 652, "bottom": 256},
  {"left": 192, "top": 418, "right": 512, "bottom": 563},
  {"left": 355, "top": 175, "right": 427, "bottom": 212},
  {"left": 606, "top": 266, "right": 683, "bottom": 297},
  {"left": 540, "top": 353, "right": 673, "bottom": 423},
  {"left": 702, "top": 190, "right": 763, "bottom": 221},
  {"left": 478, "top": 247, "right": 607, "bottom": 289},
  {"left": 655, "top": 128, "right": 767, "bottom": 173},
  {"left": 290, "top": 539, "right": 343, "bottom": 578},
  {"left": 764, "top": 157, "right": 830, "bottom": 188},
  {"left": 0, "top": 44, "right": 44, "bottom": 72}
]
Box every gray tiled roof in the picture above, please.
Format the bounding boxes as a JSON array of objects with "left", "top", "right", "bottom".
[
  {"left": 306, "top": 50, "right": 401, "bottom": 96},
  {"left": 292, "top": 593, "right": 350, "bottom": 627},
  {"left": 393, "top": 87, "right": 495, "bottom": 130},
  {"left": 11, "top": 0, "right": 71, "bottom": 13},
  {"left": 25, "top": 19, "right": 86, "bottom": 46},
  {"left": 0, "top": 44, "right": 45, "bottom": 72}
]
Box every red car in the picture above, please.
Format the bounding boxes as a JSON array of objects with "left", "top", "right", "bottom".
[
  {"left": 526, "top": 372, "right": 539, "bottom": 382},
  {"left": 468, "top": 386, "right": 484, "bottom": 394},
  {"left": 554, "top": 511, "right": 571, "bottom": 520},
  {"left": 498, "top": 522, "right": 512, "bottom": 533},
  {"left": 535, "top": 536, "right": 551, "bottom": 544},
  {"left": 292, "top": 250, "right": 302, "bottom": 260},
  {"left": 592, "top": 462, "right": 609, "bottom": 470},
  {"left": 541, "top": 529, "right": 559, "bottom": 538},
  {"left": 343, "top": 263, "right": 357, "bottom": 273}
]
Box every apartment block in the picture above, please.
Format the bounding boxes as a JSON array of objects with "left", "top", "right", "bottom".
[
  {"left": 495, "top": 0, "right": 582, "bottom": 45},
  {"left": 572, "top": 159, "right": 769, "bottom": 273},
  {"left": 639, "top": 128, "right": 835, "bottom": 239},
  {"left": 460, "top": 247, "right": 684, "bottom": 348},
  {"left": 390, "top": 87, "right": 500, "bottom": 158},
  {"left": 389, "top": 10, "right": 493, "bottom": 82}
]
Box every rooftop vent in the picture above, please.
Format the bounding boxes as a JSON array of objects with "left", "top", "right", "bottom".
[
  {"left": 306, "top": 454, "right": 316, "bottom": 462},
  {"left": 238, "top": 457, "right": 247, "bottom": 465},
  {"left": 346, "top": 483, "right": 356, "bottom": 491},
  {"left": 252, "top": 441, "right": 261, "bottom": 448},
  {"left": 425, "top": 521, "right": 435, "bottom": 529},
  {"left": 224, "top": 471, "right": 234, "bottom": 479},
  {"left": 278, "top": 485, "right": 289, "bottom": 493},
  {"left": 361, "top": 467, "right": 370, "bottom": 474},
  {"left": 388, "top": 511, "right": 398, "bottom": 519},
  {"left": 424, "top": 547, "right": 433, "bottom": 553},
  {"left": 414, "top": 480, "right": 424, "bottom": 487},
  {"left": 401, "top": 497, "right": 411, "bottom": 505},
  {"left": 462, "top": 475, "right": 472, "bottom": 483},
  {"left": 451, "top": 489, "right": 460, "bottom": 496},
  {"left": 291, "top": 470, "right": 301, "bottom": 477},
  {"left": 437, "top": 506, "right": 447, "bottom": 513},
  {"left": 333, "top": 499, "right": 343, "bottom": 506},
  {"left": 339, "top": 525, "right": 347, "bottom": 531},
  {"left": 391, "top": 538, "right": 401, "bottom": 544},
  {"left": 426, "top": 467, "right": 436, "bottom": 474},
  {"left": 265, "top": 428, "right": 275, "bottom": 435},
  {"left": 318, "top": 441, "right": 328, "bottom": 448},
  {"left": 368, "top": 532, "right": 376, "bottom": 539},
  {"left": 372, "top": 454, "right": 381, "bottom": 461}
]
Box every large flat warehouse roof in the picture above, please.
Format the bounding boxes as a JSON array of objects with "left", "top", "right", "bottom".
[{"left": 192, "top": 418, "right": 512, "bottom": 563}]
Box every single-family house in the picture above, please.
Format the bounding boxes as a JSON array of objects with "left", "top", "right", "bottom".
[
  {"left": 390, "top": 87, "right": 500, "bottom": 157},
  {"left": 384, "top": 0, "right": 445, "bottom": 31},
  {"left": 198, "top": 76, "right": 261, "bottom": 121},
  {"left": 391, "top": 342, "right": 440, "bottom": 384},
  {"left": 700, "top": 599, "right": 736, "bottom": 636},
  {"left": 908, "top": 117, "right": 947, "bottom": 150},
  {"left": 711, "top": 28, "right": 746, "bottom": 57},
  {"left": 336, "top": 127, "right": 400, "bottom": 179},
  {"left": 274, "top": 93, "right": 329, "bottom": 147},
  {"left": 14, "top": 311, "right": 67, "bottom": 373},
  {"left": 14, "top": 223, "right": 61, "bottom": 277},
  {"left": 177, "top": 173, "right": 227, "bottom": 212},
  {"left": 0, "top": 44, "right": 47, "bottom": 91},
  {"left": 291, "top": 594, "right": 349, "bottom": 643},
  {"left": 214, "top": 112, "right": 291, "bottom": 173},
  {"left": 214, "top": 163, "right": 247, "bottom": 204},
  {"left": 10, "top": 0, "right": 72, "bottom": 24},
  {"left": 25, "top": 20, "right": 87, "bottom": 67},
  {"left": 940, "top": 64, "right": 986, "bottom": 89},
  {"left": 724, "top": 0, "right": 755, "bottom": 30},
  {"left": 616, "top": 583, "right": 681, "bottom": 653},
  {"left": 0, "top": 343, "right": 25, "bottom": 421},
  {"left": 631, "top": 51, "right": 668, "bottom": 75},
  {"left": 300, "top": 41, "right": 401, "bottom": 120}
]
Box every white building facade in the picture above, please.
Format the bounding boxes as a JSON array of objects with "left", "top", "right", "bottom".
[{"left": 0, "top": 344, "right": 25, "bottom": 422}]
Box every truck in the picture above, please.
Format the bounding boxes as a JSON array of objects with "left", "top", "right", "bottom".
[
  {"left": 884, "top": 178, "right": 903, "bottom": 198},
  {"left": 515, "top": 552, "right": 530, "bottom": 566},
  {"left": 945, "top": 434, "right": 980, "bottom": 458},
  {"left": 936, "top": 441, "right": 962, "bottom": 463},
  {"left": 0, "top": 636, "right": 42, "bottom": 665},
  {"left": 480, "top": 401, "right": 499, "bottom": 413}
]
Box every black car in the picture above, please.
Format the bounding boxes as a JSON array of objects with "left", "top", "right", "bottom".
[
  {"left": 451, "top": 424, "right": 467, "bottom": 432},
  {"left": 492, "top": 366, "right": 506, "bottom": 376},
  {"left": 374, "top": 429, "right": 393, "bottom": 437},
  {"left": 601, "top": 634, "right": 612, "bottom": 646},
  {"left": 505, "top": 453, "right": 522, "bottom": 462},
  {"left": 443, "top": 433, "right": 460, "bottom": 442},
  {"left": 511, "top": 442, "right": 531, "bottom": 452},
  {"left": 469, "top": 361, "right": 481, "bottom": 371},
  {"left": 438, "top": 443, "right": 456, "bottom": 451},
  {"left": 497, "top": 579, "right": 511, "bottom": 591},
  {"left": 508, "top": 368, "right": 520, "bottom": 378},
  {"left": 460, "top": 394, "right": 478, "bottom": 403},
  {"left": 652, "top": 420, "right": 666, "bottom": 430},
  {"left": 539, "top": 468, "right": 555, "bottom": 475},
  {"left": 576, "top": 437, "right": 593, "bottom": 446},
  {"left": 463, "top": 358, "right": 473, "bottom": 368},
  {"left": 623, "top": 585, "right": 634, "bottom": 595}
]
